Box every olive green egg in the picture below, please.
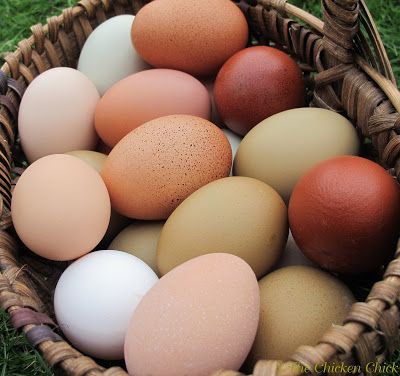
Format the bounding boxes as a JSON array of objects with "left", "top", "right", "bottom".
[
  {"left": 109, "top": 222, "right": 163, "bottom": 275},
  {"left": 246, "top": 266, "right": 355, "bottom": 369},
  {"left": 233, "top": 108, "right": 359, "bottom": 202},
  {"left": 157, "top": 176, "right": 288, "bottom": 278}
]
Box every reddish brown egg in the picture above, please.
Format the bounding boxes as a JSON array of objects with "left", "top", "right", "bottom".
[
  {"left": 289, "top": 156, "right": 400, "bottom": 275},
  {"left": 131, "top": 0, "right": 248, "bottom": 77},
  {"left": 214, "top": 46, "right": 305, "bottom": 136}
]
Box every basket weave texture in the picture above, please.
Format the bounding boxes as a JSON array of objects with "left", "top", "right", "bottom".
[{"left": 0, "top": 0, "right": 400, "bottom": 375}]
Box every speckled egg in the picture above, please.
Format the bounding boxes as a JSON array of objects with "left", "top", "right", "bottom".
[
  {"left": 95, "top": 69, "right": 211, "bottom": 147},
  {"left": 131, "top": 0, "right": 249, "bottom": 76},
  {"left": 214, "top": 46, "right": 305, "bottom": 135},
  {"left": 101, "top": 115, "right": 232, "bottom": 220}
]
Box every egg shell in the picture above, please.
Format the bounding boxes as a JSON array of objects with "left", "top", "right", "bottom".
[
  {"left": 65, "top": 150, "right": 129, "bottom": 245},
  {"left": 131, "top": 0, "right": 248, "bottom": 76},
  {"left": 273, "top": 231, "right": 315, "bottom": 270},
  {"left": 11, "top": 155, "right": 110, "bottom": 261},
  {"left": 157, "top": 177, "right": 288, "bottom": 278},
  {"left": 289, "top": 156, "right": 400, "bottom": 274},
  {"left": 18, "top": 68, "right": 99, "bottom": 162},
  {"left": 101, "top": 115, "right": 232, "bottom": 220},
  {"left": 214, "top": 46, "right": 305, "bottom": 136},
  {"left": 124, "top": 253, "right": 260, "bottom": 376},
  {"left": 54, "top": 250, "right": 158, "bottom": 360},
  {"left": 246, "top": 266, "right": 355, "bottom": 368},
  {"left": 95, "top": 69, "right": 211, "bottom": 147},
  {"left": 109, "top": 222, "right": 163, "bottom": 275},
  {"left": 78, "top": 15, "right": 149, "bottom": 95},
  {"left": 234, "top": 108, "right": 360, "bottom": 202},
  {"left": 222, "top": 128, "right": 242, "bottom": 175},
  {"left": 203, "top": 78, "right": 224, "bottom": 127}
]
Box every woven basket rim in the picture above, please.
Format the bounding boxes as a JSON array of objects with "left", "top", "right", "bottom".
[{"left": 1, "top": 1, "right": 400, "bottom": 375}]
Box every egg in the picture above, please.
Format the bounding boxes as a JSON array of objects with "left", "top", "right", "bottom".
[
  {"left": 131, "top": 0, "right": 248, "bottom": 76},
  {"left": 246, "top": 266, "right": 355, "bottom": 368},
  {"left": 222, "top": 128, "right": 242, "bottom": 175},
  {"left": 214, "top": 46, "right": 305, "bottom": 136},
  {"left": 234, "top": 108, "right": 360, "bottom": 202},
  {"left": 274, "top": 231, "right": 315, "bottom": 270},
  {"left": 65, "top": 150, "right": 129, "bottom": 244},
  {"left": 11, "top": 155, "right": 110, "bottom": 261},
  {"left": 78, "top": 15, "right": 149, "bottom": 95},
  {"left": 18, "top": 68, "right": 99, "bottom": 162},
  {"left": 95, "top": 69, "right": 211, "bottom": 147},
  {"left": 54, "top": 250, "right": 158, "bottom": 360},
  {"left": 157, "top": 177, "right": 288, "bottom": 278},
  {"left": 203, "top": 79, "right": 224, "bottom": 127},
  {"left": 289, "top": 156, "right": 400, "bottom": 274},
  {"left": 109, "top": 222, "right": 163, "bottom": 275},
  {"left": 124, "top": 253, "right": 259, "bottom": 376},
  {"left": 101, "top": 115, "right": 232, "bottom": 220}
]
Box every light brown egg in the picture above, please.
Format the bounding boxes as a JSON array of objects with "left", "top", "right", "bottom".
[
  {"left": 95, "top": 69, "right": 211, "bottom": 147},
  {"left": 124, "top": 253, "right": 260, "bottom": 376},
  {"left": 101, "top": 115, "right": 231, "bottom": 220},
  {"left": 157, "top": 177, "right": 288, "bottom": 278},
  {"left": 246, "top": 266, "right": 355, "bottom": 369},
  {"left": 65, "top": 150, "right": 129, "bottom": 245},
  {"left": 11, "top": 154, "right": 111, "bottom": 261},
  {"left": 131, "top": 0, "right": 248, "bottom": 76},
  {"left": 109, "top": 222, "right": 164, "bottom": 275}
]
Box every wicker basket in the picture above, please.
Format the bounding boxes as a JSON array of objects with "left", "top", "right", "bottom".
[{"left": 0, "top": 0, "right": 400, "bottom": 375}]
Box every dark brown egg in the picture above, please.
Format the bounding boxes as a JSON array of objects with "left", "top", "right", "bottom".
[
  {"left": 214, "top": 46, "right": 305, "bottom": 136},
  {"left": 289, "top": 156, "right": 400, "bottom": 275}
]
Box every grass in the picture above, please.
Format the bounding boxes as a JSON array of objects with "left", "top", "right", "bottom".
[
  {"left": 0, "top": 0, "right": 399, "bottom": 375},
  {"left": 0, "top": 310, "right": 53, "bottom": 376}
]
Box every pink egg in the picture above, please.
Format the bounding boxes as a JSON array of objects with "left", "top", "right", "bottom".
[{"left": 124, "top": 253, "right": 260, "bottom": 376}]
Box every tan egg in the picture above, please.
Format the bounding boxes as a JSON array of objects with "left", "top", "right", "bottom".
[
  {"left": 101, "top": 115, "right": 232, "bottom": 220},
  {"left": 65, "top": 150, "right": 129, "bottom": 245},
  {"left": 109, "top": 222, "right": 163, "bottom": 275},
  {"left": 11, "top": 154, "right": 111, "bottom": 261},
  {"left": 131, "top": 0, "right": 248, "bottom": 77},
  {"left": 246, "top": 266, "right": 355, "bottom": 368},
  {"left": 157, "top": 177, "right": 288, "bottom": 278},
  {"left": 124, "top": 253, "right": 260, "bottom": 376},
  {"left": 234, "top": 108, "right": 360, "bottom": 202}
]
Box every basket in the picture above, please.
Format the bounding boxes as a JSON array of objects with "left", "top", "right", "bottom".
[{"left": 0, "top": 0, "right": 400, "bottom": 375}]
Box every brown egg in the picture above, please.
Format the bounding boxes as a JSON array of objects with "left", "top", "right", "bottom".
[
  {"left": 101, "top": 115, "right": 232, "bottom": 220},
  {"left": 95, "top": 69, "right": 211, "bottom": 147},
  {"left": 246, "top": 266, "right": 355, "bottom": 368},
  {"left": 214, "top": 46, "right": 305, "bottom": 136},
  {"left": 289, "top": 156, "right": 400, "bottom": 275},
  {"left": 131, "top": 0, "right": 248, "bottom": 77}
]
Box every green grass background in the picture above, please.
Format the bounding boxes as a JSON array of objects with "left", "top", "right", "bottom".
[{"left": 0, "top": 0, "right": 399, "bottom": 375}]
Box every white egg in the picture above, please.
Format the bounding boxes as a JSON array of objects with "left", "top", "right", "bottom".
[
  {"left": 273, "top": 231, "right": 315, "bottom": 269},
  {"left": 203, "top": 79, "right": 224, "bottom": 127},
  {"left": 54, "top": 250, "right": 158, "bottom": 360},
  {"left": 222, "top": 128, "right": 242, "bottom": 175},
  {"left": 78, "top": 15, "right": 149, "bottom": 95}
]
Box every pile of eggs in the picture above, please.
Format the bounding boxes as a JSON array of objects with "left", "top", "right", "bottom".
[{"left": 10, "top": 0, "right": 400, "bottom": 375}]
